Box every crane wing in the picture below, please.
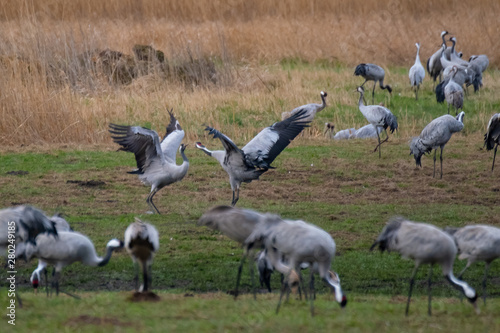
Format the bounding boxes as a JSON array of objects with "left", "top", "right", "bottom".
[
  {"left": 485, "top": 113, "right": 500, "bottom": 150},
  {"left": 109, "top": 124, "right": 162, "bottom": 174},
  {"left": 242, "top": 109, "right": 310, "bottom": 168},
  {"left": 160, "top": 110, "right": 185, "bottom": 163},
  {"left": 204, "top": 126, "right": 247, "bottom": 167}
]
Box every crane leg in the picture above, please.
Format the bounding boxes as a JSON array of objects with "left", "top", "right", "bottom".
[
  {"left": 482, "top": 263, "right": 490, "bottom": 305},
  {"left": 374, "top": 131, "right": 382, "bottom": 158},
  {"left": 44, "top": 268, "right": 49, "bottom": 297},
  {"left": 372, "top": 82, "right": 376, "bottom": 104},
  {"left": 416, "top": 85, "right": 419, "bottom": 101},
  {"left": 148, "top": 263, "right": 153, "bottom": 292},
  {"left": 297, "top": 269, "right": 308, "bottom": 302},
  {"left": 309, "top": 269, "right": 315, "bottom": 317},
  {"left": 231, "top": 188, "right": 240, "bottom": 207},
  {"left": 427, "top": 265, "right": 433, "bottom": 316},
  {"left": 248, "top": 256, "right": 256, "bottom": 300},
  {"left": 492, "top": 144, "right": 498, "bottom": 172},
  {"left": 433, "top": 149, "right": 437, "bottom": 178},
  {"left": 440, "top": 147, "right": 444, "bottom": 179},
  {"left": 234, "top": 252, "right": 247, "bottom": 299},
  {"left": 142, "top": 262, "right": 149, "bottom": 292},
  {"left": 146, "top": 189, "right": 161, "bottom": 214},
  {"left": 276, "top": 277, "right": 288, "bottom": 314},
  {"left": 133, "top": 261, "right": 139, "bottom": 291},
  {"left": 406, "top": 265, "right": 419, "bottom": 316}
]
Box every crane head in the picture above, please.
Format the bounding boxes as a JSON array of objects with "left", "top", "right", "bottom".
[
  {"left": 320, "top": 91, "right": 328, "bottom": 97},
  {"left": 179, "top": 143, "right": 188, "bottom": 153},
  {"left": 195, "top": 142, "right": 206, "bottom": 149},
  {"left": 355, "top": 86, "right": 364, "bottom": 94}
]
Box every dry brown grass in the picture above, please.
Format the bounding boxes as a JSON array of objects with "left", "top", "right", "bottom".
[{"left": 0, "top": 0, "right": 499, "bottom": 145}]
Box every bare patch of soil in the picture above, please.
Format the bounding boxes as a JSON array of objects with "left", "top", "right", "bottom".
[{"left": 128, "top": 291, "right": 161, "bottom": 302}]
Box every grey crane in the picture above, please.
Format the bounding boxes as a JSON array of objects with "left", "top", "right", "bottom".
[
  {"left": 281, "top": 91, "right": 328, "bottom": 122},
  {"left": 469, "top": 55, "right": 489, "bottom": 75},
  {"left": 354, "top": 63, "right": 392, "bottom": 103},
  {"left": 409, "top": 43, "right": 426, "bottom": 100},
  {"left": 29, "top": 213, "right": 72, "bottom": 295},
  {"left": 25, "top": 231, "right": 123, "bottom": 296},
  {"left": 196, "top": 110, "right": 310, "bottom": 206},
  {"left": 484, "top": 113, "right": 500, "bottom": 171},
  {"left": 355, "top": 86, "right": 398, "bottom": 158},
  {"left": 444, "top": 66, "right": 464, "bottom": 115},
  {"left": 109, "top": 110, "right": 189, "bottom": 214},
  {"left": 371, "top": 217, "right": 478, "bottom": 316},
  {"left": 448, "top": 37, "right": 469, "bottom": 67},
  {"left": 444, "top": 224, "right": 500, "bottom": 304},
  {"left": 427, "top": 31, "right": 450, "bottom": 90},
  {"left": 198, "top": 205, "right": 272, "bottom": 296},
  {"left": 410, "top": 112, "right": 464, "bottom": 178},
  {"left": 124, "top": 218, "right": 159, "bottom": 292},
  {"left": 0, "top": 205, "right": 58, "bottom": 259},
  {"left": 245, "top": 217, "right": 347, "bottom": 316}
]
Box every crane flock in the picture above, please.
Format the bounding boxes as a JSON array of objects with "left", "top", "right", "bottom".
[{"left": 1, "top": 30, "right": 498, "bottom": 319}]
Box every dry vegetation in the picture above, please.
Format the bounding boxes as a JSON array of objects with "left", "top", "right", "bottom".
[{"left": 0, "top": 0, "right": 499, "bottom": 145}]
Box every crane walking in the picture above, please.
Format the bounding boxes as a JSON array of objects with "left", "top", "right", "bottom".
[
  {"left": 484, "top": 113, "right": 500, "bottom": 171},
  {"left": 371, "top": 217, "right": 478, "bottom": 316}
]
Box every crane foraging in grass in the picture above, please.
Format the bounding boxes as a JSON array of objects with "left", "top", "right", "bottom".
[
  {"left": 484, "top": 113, "right": 500, "bottom": 171},
  {"left": 25, "top": 231, "right": 123, "bottom": 296},
  {"left": 124, "top": 218, "right": 159, "bottom": 292},
  {"left": 245, "top": 217, "right": 347, "bottom": 316},
  {"left": 444, "top": 224, "right": 500, "bottom": 304},
  {"left": 109, "top": 110, "right": 189, "bottom": 214},
  {"left": 409, "top": 42, "right": 425, "bottom": 100},
  {"left": 354, "top": 63, "right": 392, "bottom": 103},
  {"left": 196, "top": 109, "right": 310, "bottom": 206},
  {"left": 371, "top": 216, "right": 478, "bottom": 316},
  {"left": 410, "top": 112, "right": 464, "bottom": 178},
  {"left": 355, "top": 86, "right": 398, "bottom": 158}
]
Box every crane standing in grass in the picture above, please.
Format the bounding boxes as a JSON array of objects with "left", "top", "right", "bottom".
[
  {"left": 355, "top": 86, "right": 398, "bottom": 158},
  {"left": 409, "top": 43, "right": 425, "bottom": 100},
  {"left": 484, "top": 113, "right": 500, "bottom": 171},
  {"left": 124, "top": 218, "right": 159, "bottom": 292},
  {"left": 109, "top": 110, "right": 189, "bottom": 214},
  {"left": 196, "top": 110, "right": 310, "bottom": 206},
  {"left": 444, "top": 224, "right": 500, "bottom": 304},
  {"left": 410, "top": 112, "right": 464, "bottom": 178},
  {"left": 371, "top": 217, "right": 478, "bottom": 316},
  {"left": 354, "top": 63, "right": 392, "bottom": 103}
]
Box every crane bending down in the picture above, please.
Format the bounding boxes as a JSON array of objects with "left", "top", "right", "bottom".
[
  {"left": 371, "top": 216, "right": 478, "bottom": 316},
  {"left": 484, "top": 113, "right": 500, "bottom": 171},
  {"left": 109, "top": 110, "right": 189, "bottom": 214},
  {"left": 281, "top": 91, "right": 327, "bottom": 122},
  {"left": 410, "top": 112, "right": 464, "bottom": 179},
  {"left": 245, "top": 217, "right": 347, "bottom": 316},
  {"left": 355, "top": 86, "right": 398, "bottom": 158},
  {"left": 409, "top": 43, "right": 425, "bottom": 100},
  {"left": 124, "top": 218, "right": 159, "bottom": 292},
  {"left": 445, "top": 224, "right": 500, "bottom": 304},
  {"left": 196, "top": 109, "right": 310, "bottom": 206},
  {"left": 354, "top": 63, "right": 392, "bottom": 103},
  {"left": 25, "top": 231, "right": 123, "bottom": 296}
]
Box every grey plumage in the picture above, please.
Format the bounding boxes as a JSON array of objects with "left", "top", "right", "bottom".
[
  {"left": 484, "top": 113, "right": 500, "bottom": 171},
  {"left": 355, "top": 86, "right": 398, "bottom": 158},
  {"left": 245, "top": 217, "right": 347, "bottom": 316},
  {"left": 410, "top": 112, "right": 464, "bottom": 178},
  {"left": 281, "top": 91, "right": 328, "bottom": 122},
  {"left": 109, "top": 110, "right": 189, "bottom": 214},
  {"left": 444, "top": 224, "right": 500, "bottom": 304},
  {"left": 25, "top": 231, "right": 122, "bottom": 295},
  {"left": 371, "top": 217, "right": 478, "bottom": 316},
  {"left": 196, "top": 110, "right": 310, "bottom": 206},
  {"left": 354, "top": 63, "right": 392, "bottom": 103},
  {"left": 427, "top": 31, "right": 450, "bottom": 90},
  {"left": 124, "top": 218, "right": 159, "bottom": 292},
  {"left": 0, "top": 205, "right": 58, "bottom": 259},
  {"left": 444, "top": 66, "right": 464, "bottom": 115},
  {"left": 409, "top": 43, "right": 425, "bottom": 100}
]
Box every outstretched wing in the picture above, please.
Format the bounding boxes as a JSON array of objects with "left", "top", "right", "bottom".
[
  {"left": 160, "top": 109, "right": 185, "bottom": 163},
  {"left": 204, "top": 126, "right": 248, "bottom": 167},
  {"left": 109, "top": 124, "right": 162, "bottom": 174},
  {"left": 242, "top": 109, "right": 310, "bottom": 168}
]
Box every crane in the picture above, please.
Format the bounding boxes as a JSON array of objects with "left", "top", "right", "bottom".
[
  {"left": 109, "top": 110, "right": 189, "bottom": 214},
  {"left": 409, "top": 43, "right": 425, "bottom": 100},
  {"left": 484, "top": 113, "right": 500, "bottom": 171},
  {"left": 354, "top": 63, "right": 392, "bottom": 103},
  {"left": 196, "top": 109, "right": 310, "bottom": 206}
]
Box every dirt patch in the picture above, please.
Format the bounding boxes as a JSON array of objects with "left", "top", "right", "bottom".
[
  {"left": 5, "top": 170, "right": 29, "bottom": 176},
  {"left": 127, "top": 291, "right": 161, "bottom": 302},
  {"left": 66, "top": 180, "right": 106, "bottom": 187}
]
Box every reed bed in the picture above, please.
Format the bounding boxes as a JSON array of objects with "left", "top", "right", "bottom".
[{"left": 0, "top": 0, "right": 498, "bottom": 145}]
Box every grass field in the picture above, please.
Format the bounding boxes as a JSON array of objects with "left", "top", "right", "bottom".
[{"left": 1, "top": 1, "right": 500, "bottom": 332}]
